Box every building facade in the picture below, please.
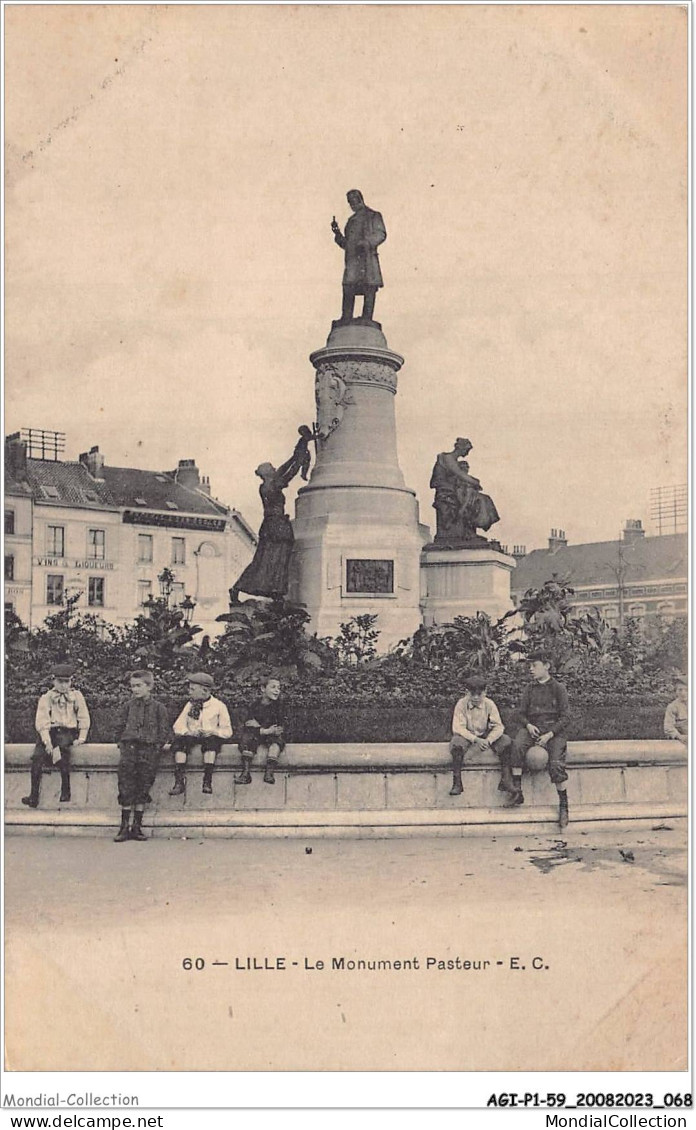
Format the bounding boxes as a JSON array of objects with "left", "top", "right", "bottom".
[
  {"left": 4, "top": 435, "right": 256, "bottom": 637},
  {"left": 510, "top": 521, "right": 687, "bottom": 626}
]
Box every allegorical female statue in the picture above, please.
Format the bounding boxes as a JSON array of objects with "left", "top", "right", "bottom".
[
  {"left": 430, "top": 437, "right": 500, "bottom": 546},
  {"left": 229, "top": 429, "right": 312, "bottom": 602}
]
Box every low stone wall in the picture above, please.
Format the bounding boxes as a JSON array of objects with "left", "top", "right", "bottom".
[{"left": 4, "top": 740, "right": 687, "bottom": 838}]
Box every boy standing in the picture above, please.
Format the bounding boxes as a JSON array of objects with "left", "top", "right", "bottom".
[
  {"left": 664, "top": 677, "right": 688, "bottom": 742},
  {"left": 22, "top": 663, "right": 90, "bottom": 808},
  {"left": 169, "top": 672, "right": 233, "bottom": 796},
  {"left": 235, "top": 677, "right": 285, "bottom": 785},
  {"left": 507, "top": 652, "right": 571, "bottom": 829},
  {"left": 114, "top": 670, "right": 171, "bottom": 842},
  {"left": 449, "top": 674, "right": 511, "bottom": 797}
]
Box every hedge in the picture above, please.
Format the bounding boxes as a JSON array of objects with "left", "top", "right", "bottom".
[{"left": 4, "top": 700, "right": 667, "bottom": 744}]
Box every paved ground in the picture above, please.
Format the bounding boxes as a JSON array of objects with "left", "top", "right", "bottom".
[{"left": 4, "top": 822, "right": 687, "bottom": 1072}]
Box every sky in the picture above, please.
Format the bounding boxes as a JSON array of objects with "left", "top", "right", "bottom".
[{"left": 5, "top": 4, "right": 687, "bottom": 551}]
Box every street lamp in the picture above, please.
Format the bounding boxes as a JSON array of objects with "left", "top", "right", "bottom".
[
  {"left": 180, "top": 594, "right": 196, "bottom": 624},
  {"left": 158, "top": 568, "right": 175, "bottom": 605}
]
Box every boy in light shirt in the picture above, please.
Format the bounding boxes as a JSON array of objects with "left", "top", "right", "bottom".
[
  {"left": 664, "top": 676, "right": 688, "bottom": 742},
  {"left": 22, "top": 663, "right": 90, "bottom": 808},
  {"left": 449, "top": 673, "right": 511, "bottom": 797},
  {"left": 169, "top": 672, "right": 233, "bottom": 796}
]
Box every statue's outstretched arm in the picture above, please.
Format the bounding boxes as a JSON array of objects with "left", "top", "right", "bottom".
[{"left": 275, "top": 435, "right": 311, "bottom": 488}]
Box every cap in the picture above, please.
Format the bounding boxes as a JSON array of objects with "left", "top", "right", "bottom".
[
  {"left": 52, "top": 664, "right": 75, "bottom": 678},
  {"left": 188, "top": 672, "right": 214, "bottom": 688}
]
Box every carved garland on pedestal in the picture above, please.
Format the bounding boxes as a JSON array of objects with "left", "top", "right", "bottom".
[{"left": 314, "top": 360, "right": 399, "bottom": 441}]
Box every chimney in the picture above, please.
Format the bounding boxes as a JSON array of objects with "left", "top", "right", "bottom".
[
  {"left": 79, "top": 445, "right": 105, "bottom": 480},
  {"left": 176, "top": 458, "right": 200, "bottom": 490},
  {"left": 548, "top": 528, "right": 568, "bottom": 552},
  {"left": 623, "top": 518, "right": 645, "bottom": 545},
  {"left": 5, "top": 433, "right": 28, "bottom": 481},
  {"left": 199, "top": 474, "right": 211, "bottom": 497},
  {"left": 513, "top": 545, "right": 527, "bottom": 559}
]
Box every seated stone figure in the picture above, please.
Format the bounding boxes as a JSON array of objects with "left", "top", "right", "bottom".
[{"left": 430, "top": 437, "right": 500, "bottom": 546}]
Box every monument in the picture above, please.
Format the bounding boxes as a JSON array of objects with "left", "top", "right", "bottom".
[
  {"left": 421, "top": 437, "right": 515, "bottom": 625},
  {"left": 288, "top": 191, "right": 429, "bottom": 649}
]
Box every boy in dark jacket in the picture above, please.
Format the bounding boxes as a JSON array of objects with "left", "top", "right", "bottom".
[
  {"left": 235, "top": 677, "right": 285, "bottom": 786},
  {"left": 114, "top": 670, "right": 171, "bottom": 843},
  {"left": 507, "top": 652, "right": 571, "bottom": 829}
]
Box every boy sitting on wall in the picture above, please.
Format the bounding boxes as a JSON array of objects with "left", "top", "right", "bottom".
[
  {"left": 169, "top": 672, "right": 233, "bottom": 796},
  {"left": 507, "top": 651, "right": 571, "bottom": 830},
  {"left": 449, "top": 673, "right": 511, "bottom": 797},
  {"left": 664, "top": 676, "right": 688, "bottom": 742},
  {"left": 22, "top": 663, "right": 90, "bottom": 809},
  {"left": 235, "top": 677, "right": 285, "bottom": 786}
]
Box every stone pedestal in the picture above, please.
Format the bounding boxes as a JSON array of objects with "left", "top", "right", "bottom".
[
  {"left": 289, "top": 321, "right": 429, "bottom": 649},
  {"left": 420, "top": 545, "right": 516, "bottom": 626}
]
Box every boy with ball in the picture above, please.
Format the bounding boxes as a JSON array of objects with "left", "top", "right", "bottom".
[{"left": 507, "top": 652, "right": 571, "bottom": 829}]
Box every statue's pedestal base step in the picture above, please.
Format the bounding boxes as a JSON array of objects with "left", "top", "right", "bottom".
[{"left": 420, "top": 544, "right": 516, "bottom": 626}]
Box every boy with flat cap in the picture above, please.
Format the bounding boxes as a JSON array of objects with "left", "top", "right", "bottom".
[
  {"left": 169, "top": 672, "right": 233, "bottom": 796},
  {"left": 114, "top": 669, "right": 171, "bottom": 842},
  {"left": 449, "top": 673, "right": 511, "bottom": 797},
  {"left": 22, "top": 663, "right": 90, "bottom": 808}
]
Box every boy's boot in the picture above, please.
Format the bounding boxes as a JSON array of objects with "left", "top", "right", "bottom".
[
  {"left": 449, "top": 753, "right": 464, "bottom": 796},
  {"left": 130, "top": 809, "right": 148, "bottom": 841},
  {"left": 498, "top": 760, "right": 514, "bottom": 794},
  {"left": 114, "top": 809, "right": 131, "bottom": 843},
  {"left": 558, "top": 791, "right": 569, "bottom": 830},
  {"left": 202, "top": 765, "right": 214, "bottom": 795},
  {"left": 169, "top": 765, "right": 186, "bottom": 796},
  {"left": 263, "top": 758, "right": 278, "bottom": 785},
  {"left": 21, "top": 760, "right": 44, "bottom": 808},
  {"left": 505, "top": 776, "right": 524, "bottom": 807},
  {"left": 59, "top": 764, "right": 71, "bottom": 802},
  {"left": 235, "top": 756, "right": 252, "bottom": 785}
]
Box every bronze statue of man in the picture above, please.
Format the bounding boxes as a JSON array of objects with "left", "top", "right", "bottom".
[{"left": 331, "top": 189, "right": 386, "bottom": 323}]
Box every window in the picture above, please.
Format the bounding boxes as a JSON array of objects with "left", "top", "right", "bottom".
[
  {"left": 46, "top": 575, "right": 64, "bottom": 605},
  {"left": 5, "top": 510, "right": 15, "bottom": 535},
  {"left": 88, "top": 529, "right": 106, "bottom": 560},
  {"left": 46, "top": 526, "right": 65, "bottom": 556},
  {"left": 4, "top": 555, "right": 14, "bottom": 580},
  {"left": 137, "top": 534, "right": 153, "bottom": 563},
  {"left": 88, "top": 577, "right": 105, "bottom": 607},
  {"left": 138, "top": 579, "right": 153, "bottom": 606},
  {"left": 171, "top": 582, "right": 185, "bottom": 604},
  {"left": 172, "top": 537, "right": 186, "bottom": 565}
]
